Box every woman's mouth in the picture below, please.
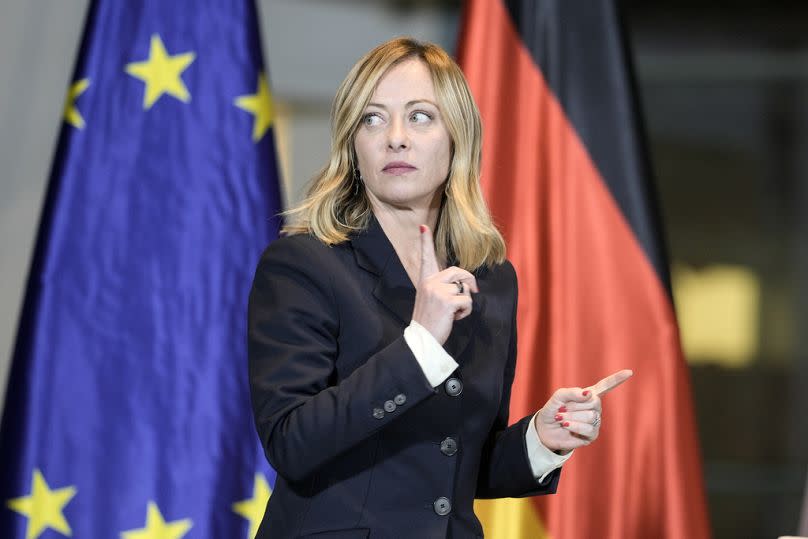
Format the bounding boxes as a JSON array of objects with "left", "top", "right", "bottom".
[{"left": 383, "top": 161, "right": 417, "bottom": 175}]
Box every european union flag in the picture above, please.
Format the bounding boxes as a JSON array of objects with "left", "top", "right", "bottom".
[{"left": 0, "top": 1, "right": 281, "bottom": 537}]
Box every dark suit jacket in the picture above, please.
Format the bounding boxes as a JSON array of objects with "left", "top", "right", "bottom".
[{"left": 248, "top": 216, "right": 560, "bottom": 539}]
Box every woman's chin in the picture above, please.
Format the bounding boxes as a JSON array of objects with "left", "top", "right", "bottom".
[{"left": 370, "top": 189, "right": 442, "bottom": 211}]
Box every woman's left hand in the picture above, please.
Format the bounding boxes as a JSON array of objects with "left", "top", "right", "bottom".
[{"left": 535, "top": 369, "right": 633, "bottom": 453}]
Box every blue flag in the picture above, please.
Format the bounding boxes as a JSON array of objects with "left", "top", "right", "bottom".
[{"left": 0, "top": 1, "right": 281, "bottom": 537}]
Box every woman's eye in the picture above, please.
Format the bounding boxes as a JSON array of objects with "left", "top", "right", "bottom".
[
  {"left": 410, "top": 111, "right": 432, "bottom": 123},
  {"left": 362, "top": 113, "right": 382, "bottom": 127}
]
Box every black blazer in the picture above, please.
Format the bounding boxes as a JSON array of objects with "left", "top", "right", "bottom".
[{"left": 248, "top": 216, "right": 560, "bottom": 539}]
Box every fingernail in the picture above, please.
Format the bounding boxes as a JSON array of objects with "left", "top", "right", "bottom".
[
  {"left": 554, "top": 414, "right": 563, "bottom": 422},
  {"left": 582, "top": 390, "right": 590, "bottom": 397},
  {"left": 419, "top": 225, "right": 426, "bottom": 233},
  {"left": 558, "top": 406, "right": 567, "bottom": 413},
  {"left": 562, "top": 421, "right": 570, "bottom": 428}
]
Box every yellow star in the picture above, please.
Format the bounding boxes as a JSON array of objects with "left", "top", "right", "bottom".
[
  {"left": 232, "top": 473, "right": 271, "bottom": 538},
  {"left": 125, "top": 34, "right": 195, "bottom": 110},
  {"left": 63, "top": 78, "right": 90, "bottom": 129},
  {"left": 6, "top": 468, "right": 77, "bottom": 539},
  {"left": 121, "top": 501, "right": 192, "bottom": 539},
  {"left": 234, "top": 73, "right": 274, "bottom": 142}
]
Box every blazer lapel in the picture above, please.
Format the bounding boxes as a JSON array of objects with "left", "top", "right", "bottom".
[
  {"left": 351, "top": 216, "right": 415, "bottom": 326},
  {"left": 351, "top": 215, "right": 484, "bottom": 360}
]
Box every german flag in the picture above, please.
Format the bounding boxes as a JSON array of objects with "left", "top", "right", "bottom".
[{"left": 458, "top": 1, "right": 711, "bottom": 537}]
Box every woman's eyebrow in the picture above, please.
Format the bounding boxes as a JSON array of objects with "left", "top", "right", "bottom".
[{"left": 366, "top": 99, "right": 439, "bottom": 109}]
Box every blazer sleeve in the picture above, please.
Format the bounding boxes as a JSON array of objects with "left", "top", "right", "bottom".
[
  {"left": 248, "top": 236, "right": 437, "bottom": 483},
  {"left": 475, "top": 262, "right": 561, "bottom": 498}
]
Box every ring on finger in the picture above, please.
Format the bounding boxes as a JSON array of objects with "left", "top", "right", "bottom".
[
  {"left": 591, "top": 411, "right": 601, "bottom": 427},
  {"left": 453, "top": 280, "right": 464, "bottom": 294}
]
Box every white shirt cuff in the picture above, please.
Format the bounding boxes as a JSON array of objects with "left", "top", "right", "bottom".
[
  {"left": 526, "top": 410, "right": 573, "bottom": 483},
  {"left": 403, "top": 320, "right": 459, "bottom": 388}
]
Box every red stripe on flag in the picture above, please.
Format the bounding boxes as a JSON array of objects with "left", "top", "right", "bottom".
[{"left": 459, "top": 1, "right": 711, "bottom": 537}]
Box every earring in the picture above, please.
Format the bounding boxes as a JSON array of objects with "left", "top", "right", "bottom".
[{"left": 353, "top": 166, "right": 362, "bottom": 196}]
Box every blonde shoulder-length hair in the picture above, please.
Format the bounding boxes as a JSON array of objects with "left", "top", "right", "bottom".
[{"left": 282, "top": 37, "right": 505, "bottom": 271}]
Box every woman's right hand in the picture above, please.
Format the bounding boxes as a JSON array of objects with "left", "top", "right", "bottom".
[{"left": 411, "top": 225, "right": 479, "bottom": 345}]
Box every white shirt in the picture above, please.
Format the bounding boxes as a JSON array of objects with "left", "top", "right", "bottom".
[{"left": 404, "top": 320, "right": 572, "bottom": 483}]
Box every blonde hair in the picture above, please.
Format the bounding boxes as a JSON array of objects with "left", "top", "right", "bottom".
[{"left": 282, "top": 37, "right": 505, "bottom": 271}]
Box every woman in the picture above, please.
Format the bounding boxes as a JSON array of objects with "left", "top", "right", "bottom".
[{"left": 248, "top": 37, "right": 631, "bottom": 539}]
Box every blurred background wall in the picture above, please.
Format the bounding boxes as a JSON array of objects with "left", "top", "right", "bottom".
[{"left": 1, "top": 1, "right": 806, "bottom": 537}]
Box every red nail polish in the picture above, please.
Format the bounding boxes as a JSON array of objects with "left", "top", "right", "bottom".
[
  {"left": 558, "top": 406, "right": 567, "bottom": 413},
  {"left": 554, "top": 414, "right": 563, "bottom": 422},
  {"left": 562, "top": 421, "right": 570, "bottom": 428},
  {"left": 583, "top": 390, "right": 590, "bottom": 397},
  {"left": 419, "top": 225, "right": 426, "bottom": 233}
]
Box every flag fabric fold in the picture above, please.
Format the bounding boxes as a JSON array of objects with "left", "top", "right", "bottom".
[
  {"left": 458, "top": 1, "right": 711, "bottom": 537},
  {"left": 0, "top": 1, "right": 281, "bottom": 537}
]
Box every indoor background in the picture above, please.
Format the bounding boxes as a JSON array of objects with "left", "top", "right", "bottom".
[{"left": 1, "top": 1, "right": 806, "bottom": 537}]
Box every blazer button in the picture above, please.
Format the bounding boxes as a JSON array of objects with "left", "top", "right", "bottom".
[
  {"left": 372, "top": 407, "right": 385, "bottom": 419},
  {"left": 433, "top": 496, "right": 452, "bottom": 516},
  {"left": 393, "top": 393, "right": 407, "bottom": 405},
  {"left": 444, "top": 377, "right": 463, "bottom": 397},
  {"left": 383, "top": 400, "right": 397, "bottom": 413},
  {"left": 440, "top": 437, "right": 458, "bottom": 456}
]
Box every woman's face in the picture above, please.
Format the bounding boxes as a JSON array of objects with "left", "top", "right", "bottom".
[{"left": 354, "top": 58, "right": 452, "bottom": 212}]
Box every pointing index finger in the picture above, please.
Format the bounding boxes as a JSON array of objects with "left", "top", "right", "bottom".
[{"left": 587, "top": 369, "right": 634, "bottom": 397}]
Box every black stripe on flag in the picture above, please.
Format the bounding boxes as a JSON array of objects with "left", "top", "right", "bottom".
[{"left": 503, "top": 0, "right": 672, "bottom": 292}]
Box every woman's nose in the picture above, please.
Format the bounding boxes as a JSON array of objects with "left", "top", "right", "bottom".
[{"left": 386, "top": 117, "right": 409, "bottom": 150}]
